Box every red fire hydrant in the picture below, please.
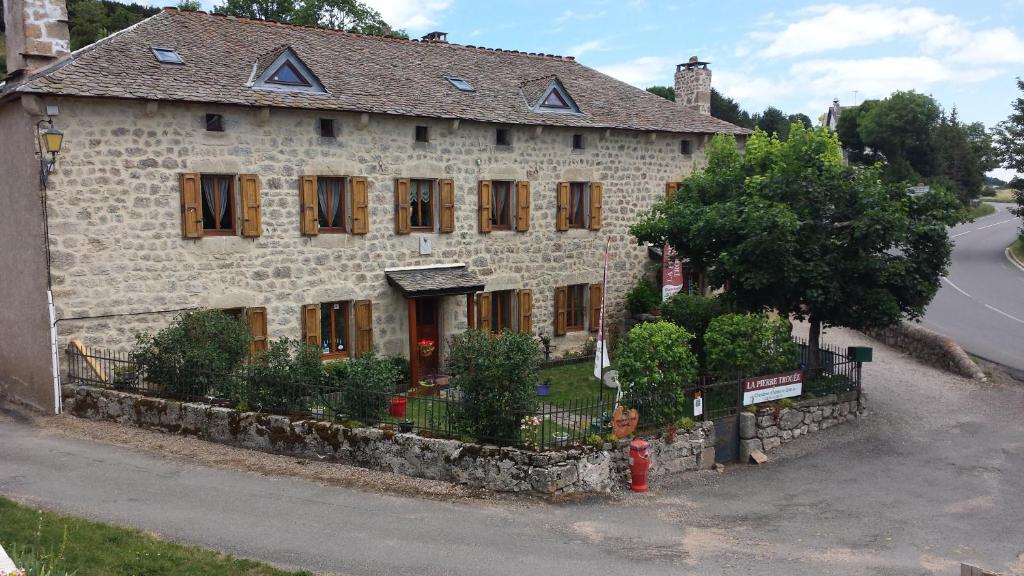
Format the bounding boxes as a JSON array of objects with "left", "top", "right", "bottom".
[
  {"left": 389, "top": 395, "right": 407, "bottom": 418},
  {"left": 629, "top": 439, "right": 651, "bottom": 492}
]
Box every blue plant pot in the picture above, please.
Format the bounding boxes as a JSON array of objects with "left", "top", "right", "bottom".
[{"left": 535, "top": 384, "right": 551, "bottom": 397}]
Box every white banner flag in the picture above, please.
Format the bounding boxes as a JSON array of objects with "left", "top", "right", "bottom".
[{"left": 594, "top": 239, "right": 611, "bottom": 380}]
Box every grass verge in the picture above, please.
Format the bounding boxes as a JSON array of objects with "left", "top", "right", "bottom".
[
  {"left": 959, "top": 202, "right": 996, "bottom": 221},
  {"left": 980, "top": 188, "right": 1016, "bottom": 203},
  {"left": 1010, "top": 238, "right": 1024, "bottom": 266},
  {"left": 0, "top": 497, "right": 312, "bottom": 576}
]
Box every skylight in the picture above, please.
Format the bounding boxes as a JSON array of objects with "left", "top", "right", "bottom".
[
  {"left": 151, "top": 47, "right": 183, "bottom": 65},
  {"left": 446, "top": 76, "right": 475, "bottom": 92}
]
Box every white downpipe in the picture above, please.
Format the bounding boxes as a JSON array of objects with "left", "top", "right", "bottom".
[{"left": 48, "top": 289, "right": 61, "bottom": 414}]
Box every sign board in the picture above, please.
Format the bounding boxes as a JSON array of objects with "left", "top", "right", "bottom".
[
  {"left": 662, "top": 244, "right": 684, "bottom": 300},
  {"left": 742, "top": 370, "right": 803, "bottom": 406},
  {"left": 693, "top": 393, "right": 703, "bottom": 417}
]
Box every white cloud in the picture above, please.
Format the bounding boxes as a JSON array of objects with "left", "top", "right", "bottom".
[
  {"left": 596, "top": 56, "right": 677, "bottom": 88},
  {"left": 554, "top": 9, "right": 607, "bottom": 23},
  {"left": 948, "top": 28, "right": 1024, "bottom": 64},
  {"left": 362, "top": 0, "right": 451, "bottom": 32},
  {"left": 569, "top": 40, "right": 606, "bottom": 58}
]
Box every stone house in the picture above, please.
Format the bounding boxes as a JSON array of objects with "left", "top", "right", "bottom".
[{"left": 0, "top": 0, "right": 748, "bottom": 411}]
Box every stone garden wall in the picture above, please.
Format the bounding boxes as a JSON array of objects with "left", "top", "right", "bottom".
[
  {"left": 64, "top": 386, "right": 715, "bottom": 495},
  {"left": 739, "top": 391, "right": 866, "bottom": 462},
  {"left": 862, "top": 322, "right": 985, "bottom": 380}
]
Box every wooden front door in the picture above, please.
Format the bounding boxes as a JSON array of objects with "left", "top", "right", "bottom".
[{"left": 413, "top": 297, "right": 440, "bottom": 383}]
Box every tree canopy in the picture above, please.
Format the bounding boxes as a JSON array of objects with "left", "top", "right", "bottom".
[
  {"left": 992, "top": 78, "right": 1024, "bottom": 236},
  {"left": 213, "top": 0, "right": 406, "bottom": 36},
  {"left": 645, "top": 86, "right": 755, "bottom": 128},
  {"left": 630, "top": 124, "right": 959, "bottom": 363}
]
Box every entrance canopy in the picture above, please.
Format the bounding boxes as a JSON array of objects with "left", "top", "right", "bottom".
[{"left": 385, "top": 264, "right": 485, "bottom": 298}]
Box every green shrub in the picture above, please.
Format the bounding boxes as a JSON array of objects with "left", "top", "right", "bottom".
[
  {"left": 660, "top": 293, "right": 730, "bottom": 368},
  {"left": 704, "top": 313, "right": 798, "bottom": 377},
  {"left": 336, "top": 353, "right": 405, "bottom": 421},
  {"left": 625, "top": 276, "right": 661, "bottom": 314},
  {"left": 585, "top": 433, "right": 604, "bottom": 448},
  {"left": 779, "top": 398, "right": 795, "bottom": 409},
  {"left": 676, "top": 416, "right": 696, "bottom": 432},
  {"left": 604, "top": 432, "right": 619, "bottom": 444},
  {"left": 614, "top": 321, "right": 698, "bottom": 426},
  {"left": 446, "top": 329, "right": 540, "bottom": 444},
  {"left": 243, "top": 338, "right": 322, "bottom": 412},
  {"left": 133, "top": 309, "right": 251, "bottom": 398}
]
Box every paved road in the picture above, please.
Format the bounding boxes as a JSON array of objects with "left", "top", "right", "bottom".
[
  {"left": 3, "top": 328, "right": 1024, "bottom": 575},
  {"left": 923, "top": 203, "right": 1024, "bottom": 371}
]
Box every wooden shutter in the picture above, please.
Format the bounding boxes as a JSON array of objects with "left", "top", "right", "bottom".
[
  {"left": 354, "top": 300, "right": 373, "bottom": 356},
  {"left": 351, "top": 176, "right": 369, "bottom": 235},
  {"left": 239, "top": 174, "right": 261, "bottom": 238},
  {"left": 589, "top": 284, "right": 603, "bottom": 333},
  {"left": 247, "top": 307, "right": 268, "bottom": 356},
  {"left": 180, "top": 173, "right": 203, "bottom": 239},
  {"left": 589, "top": 182, "right": 603, "bottom": 230},
  {"left": 302, "top": 304, "right": 321, "bottom": 349},
  {"left": 477, "top": 292, "right": 492, "bottom": 332},
  {"left": 394, "top": 178, "right": 411, "bottom": 234},
  {"left": 665, "top": 181, "right": 681, "bottom": 199},
  {"left": 517, "top": 289, "right": 533, "bottom": 334},
  {"left": 478, "top": 180, "right": 492, "bottom": 233},
  {"left": 556, "top": 182, "right": 570, "bottom": 231},
  {"left": 299, "top": 176, "right": 319, "bottom": 236},
  {"left": 439, "top": 178, "right": 455, "bottom": 233},
  {"left": 515, "top": 181, "right": 530, "bottom": 232},
  {"left": 554, "top": 286, "right": 568, "bottom": 336}
]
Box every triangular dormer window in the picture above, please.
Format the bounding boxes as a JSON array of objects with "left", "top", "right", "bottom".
[
  {"left": 250, "top": 46, "right": 326, "bottom": 94},
  {"left": 530, "top": 78, "right": 580, "bottom": 114},
  {"left": 542, "top": 90, "right": 569, "bottom": 108}
]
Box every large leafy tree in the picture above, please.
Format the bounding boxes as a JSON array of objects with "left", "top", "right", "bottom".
[
  {"left": 214, "top": 0, "right": 405, "bottom": 36},
  {"left": 645, "top": 86, "right": 755, "bottom": 129},
  {"left": 993, "top": 78, "right": 1024, "bottom": 234},
  {"left": 858, "top": 91, "right": 940, "bottom": 182},
  {"left": 752, "top": 106, "right": 790, "bottom": 139},
  {"left": 631, "top": 124, "right": 959, "bottom": 366},
  {"left": 67, "top": 0, "right": 158, "bottom": 50}
]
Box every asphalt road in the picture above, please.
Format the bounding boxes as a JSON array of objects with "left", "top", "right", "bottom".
[
  {"left": 3, "top": 328, "right": 1024, "bottom": 575},
  {"left": 923, "top": 203, "right": 1024, "bottom": 371}
]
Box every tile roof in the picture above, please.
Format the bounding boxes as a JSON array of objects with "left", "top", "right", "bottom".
[
  {"left": 386, "top": 265, "right": 486, "bottom": 297},
  {"left": 9, "top": 9, "right": 749, "bottom": 135}
]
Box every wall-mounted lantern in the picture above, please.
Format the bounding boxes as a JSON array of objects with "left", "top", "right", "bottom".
[{"left": 37, "top": 118, "right": 64, "bottom": 190}]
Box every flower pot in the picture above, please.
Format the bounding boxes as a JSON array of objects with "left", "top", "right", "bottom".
[
  {"left": 535, "top": 383, "right": 551, "bottom": 397},
  {"left": 398, "top": 421, "right": 414, "bottom": 433},
  {"left": 552, "top": 431, "right": 570, "bottom": 447},
  {"left": 389, "top": 395, "right": 407, "bottom": 418},
  {"left": 419, "top": 347, "right": 435, "bottom": 357}
]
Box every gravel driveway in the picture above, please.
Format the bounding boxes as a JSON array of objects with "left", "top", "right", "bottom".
[{"left": 2, "top": 325, "right": 1023, "bottom": 575}]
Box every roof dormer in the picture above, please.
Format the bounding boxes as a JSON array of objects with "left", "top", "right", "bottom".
[
  {"left": 521, "top": 75, "right": 580, "bottom": 114},
  {"left": 249, "top": 45, "right": 326, "bottom": 94}
]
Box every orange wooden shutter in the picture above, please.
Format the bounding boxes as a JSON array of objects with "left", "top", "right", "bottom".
[
  {"left": 478, "top": 180, "right": 492, "bottom": 233},
  {"left": 589, "top": 284, "right": 602, "bottom": 332},
  {"left": 395, "top": 178, "right": 411, "bottom": 234},
  {"left": 589, "top": 182, "right": 603, "bottom": 230},
  {"left": 556, "top": 182, "right": 570, "bottom": 231},
  {"left": 299, "top": 176, "right": 319, "bottom": 236},
  {"left": 665, "top": 181, "right": 680, "bottom": 199},
  {"left": 515, "top": 181, "right": 530, "bottom": 232},
  {"left": 517, "top": 289, "right": 533, "bottom": 334},
  {"left": 554, "top": 286, "right": 568, "bottom": 336},
  {"left": 239, "top": 174, "right": 261, "bottom": 238},
  {"left": 247, "top": 307, "right": 268, "bottom": 355},
  {"left": 354, "top": 300, "right": 373, "bottom": 356},
  {"left": 439, "top": 178, "right": 455, "bottom": 233},
  {"left": 180, "top": 173, "right": 203, "bottom": 239},
  {"left": 477, "top": 292, "right": 492, "bottom": 331},
  {"left": 351, "top": 176, "right": 369, "bottom": 235},
  {"left": 302, "top": 304, "right": 321, "bottom": 349}
]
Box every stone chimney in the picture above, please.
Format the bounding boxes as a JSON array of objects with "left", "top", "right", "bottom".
[
  {"left": 3, "top": 0, "right": 71, "bottom": 76},
  {"left": 674, "top": 56, "right": 712, "bottom": 115}
]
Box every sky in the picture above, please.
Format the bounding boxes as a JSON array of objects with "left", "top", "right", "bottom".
[{"left": 138, "top": 0, "right": 1024, "bottom": 180}]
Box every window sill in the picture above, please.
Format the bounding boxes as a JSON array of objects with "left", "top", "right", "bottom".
[
  {"left": 321, "top": 352, "right": 350, "bottom": 360},
  {"left": 202, "top": 230, "right": 237, "bottom": 237},
  {"left": 318, "top": 228, "right": 349, "bottom": 234},
  {"left": 494, "top": 144, "right": 513, "bottom": 152}
]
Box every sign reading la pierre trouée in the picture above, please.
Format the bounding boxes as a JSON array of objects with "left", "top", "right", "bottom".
[{"left": 742, "top": 370, "right": 803, "bottom": 406}]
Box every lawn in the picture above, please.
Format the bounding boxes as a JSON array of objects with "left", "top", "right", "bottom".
[
  {"left": 1011, "top": 238, "right": 1024, "bottom": 264},
  {"left": 538, "top": 361, "right": 605, "bottom": 407},
  {"left": 959, "top": 202, "right": 996, "bottom": 221},
  {"left": 0, "top": 497, "right": 312, "bottom": 576},
  {"left": 980, "top": 188, "right": 1017, "bottom": 203}
]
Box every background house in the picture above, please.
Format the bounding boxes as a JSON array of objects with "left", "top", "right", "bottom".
[{"left": 0, "top": 0, "right": 748, "bottom": 410}]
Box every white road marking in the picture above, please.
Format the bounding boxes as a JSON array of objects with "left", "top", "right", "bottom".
[
  {"left": 941, "top": 277, "right": 972, "bottom": 298},
  {"left": 977, "top": 219, "right": 1016, "bottom": 231},
  {"left": 951, "top": 230, "right": 972, "bottom": 238},
  {"left": 984, "top": 304, "right": 1024, "bottom": 325}
]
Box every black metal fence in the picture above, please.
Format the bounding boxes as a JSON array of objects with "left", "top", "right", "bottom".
[{"left": 66, "top": 338, "right": 862, "bottom": 451}]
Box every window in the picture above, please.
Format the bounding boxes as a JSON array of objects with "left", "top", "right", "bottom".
[
  {"left": 410, "top": 179, "right": 434, "bottom": 229},
  {"left": 572, "top": 133, "right": 585, "bottom": 150},
  {"left": 565, "top": 284, "right": 586, "bottom": 331},
  {"left": 490, "top": 290, "right": 514, "bottom": 332},
  {"left": 496, "top": 128, "right": 511, "bottom": 146},
  {"left": 267, "top": 61, "right": 311, "bottom": 87},
  {"left": 206, "top": 114, "right": 224, "bottom": 132},
  {"left": 446, "top": 76, "right": 474, "bottom": 92},
  {"left": 542, "top": 89, "right": 570, "bottom": 109},
  {"left": 415, "top": 125, "right": 430, "bottom": 143},
  {"left": 320, "top": 301, "right": 350, "bottom": 357},
  {"left": 152, "top": 47, "right": 183, "bottom": 64},
  {"left": 568, "top": 182, "right": 588, "bottom": 229},
  {"left": 317, "top": 177, "right": 346, "bottom": 232},
  {"left": 491, "top": 181, "right": 513, "bottom": 229},
  {"left": 320, "top": 118, "right": 336, "bottom": 138},
  {"left": 680, "top": 139, "right": 692, "bottom": 155},
  {"left": 200, "top": 174, "right": 235, "bottom": 234}
]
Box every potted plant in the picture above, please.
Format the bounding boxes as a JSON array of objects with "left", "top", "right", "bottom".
[
  {"left": 398, "top": 419, "right": 414, "bottom": 433},
  {"left": 552, "top": 431, "right": 570, "bottom": 447},
  {"left": 417, "top": 338, "right": 436, "bottom": 357},
  {"left": 535, "top": 379, "right": 551, "bottom": 397}
]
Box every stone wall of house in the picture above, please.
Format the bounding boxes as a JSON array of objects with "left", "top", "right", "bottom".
[
  {"left": 64, "top": 385, "right": 716, "bottom": 494},
  {"left": 738, "top": 392, "right": 866, "bottom": 462},
  {"left": 43, "top": 96, "right": 706, "bottom": 370},
  {"left": 862, "top": 322, "right": 986, "bottom": 380}
]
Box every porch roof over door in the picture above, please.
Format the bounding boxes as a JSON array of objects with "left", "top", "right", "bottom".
[{"left": 385, "top": 264, "right": 485, "bottom": 298}]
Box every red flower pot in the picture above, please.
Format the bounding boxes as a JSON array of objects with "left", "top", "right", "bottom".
[{"left": 389, "top": 395, "right": 407, "bottom": 418}]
